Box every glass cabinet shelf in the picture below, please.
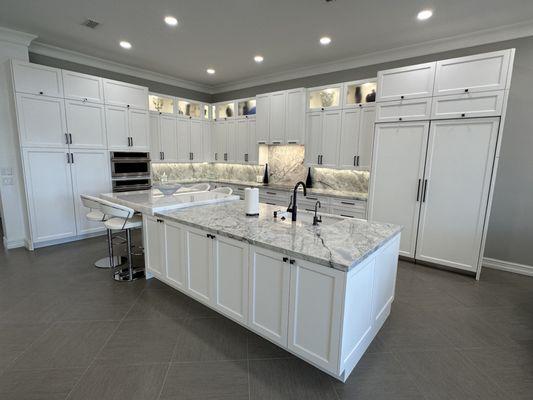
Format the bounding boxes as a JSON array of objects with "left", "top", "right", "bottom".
[
  {"left": 308, "top": 86, "right": 341, "bottom": 110},
  {"left": 178, "top": 100, "right": 202, "bottom": 118},
  {"left": 149, "top": 94, "right": 174, "bottom": 113},
  {"left": 215, "top": 102, "right": 235, "bottom": 119},
  {"left": 345, "top": 81, "right": 377, "bottom": 106},
  {"left": 237, "top": 99, "right": 256, "bottom": 117}
]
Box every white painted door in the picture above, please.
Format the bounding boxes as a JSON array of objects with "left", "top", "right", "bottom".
[
  {"left": 269, "top": 91, "right": 286, "bottom": 144},
  {"left": 305, "top": 112, "right": 322, "bottom": 165},
  {"left": 70, "top": 149, "right": 111, "bottom": 236},
  {"left": 236, "top": 119, "right": 249, "bottom": 163},
  {"left": 247, "top": 119, "right": 258, "bottom": 164},
  {"left": 190, "top": 119, "right": 203, "bottom": 162},
  {"left": 338, "top": 108, "right": 361, "bottom": 169},
  {"left": 165, "top": 221, "right": 186, "bottom": 290},
  {"left": 320, "top": 110, "right": 342, "bottom": 168},
  {"left": 62, "top": 70, "right": 103, "bottom": 103},
  {"left": 177, "top": 118, "right": 191, "bottom": 162},
  {"left": 105, "top": 106, "right": 129, "bottom": 150},
  {"left": 22, "top": 148, "right": 76, "bottom": 244},
  {"left": 434, "top": 50, "right": 512, "bottom": 96},
  {"left": 288, "top": 258, "right": 344, "bottom": 374},
  {"left": 212, "top": 236, "right": 249, "bottom": 323},
  {"left": 248, "top": 246, "right": 290, "bottom": 346},
  {"left": 12, "top": 60, "right": 63, "bottom": 97},
  {"left": 368, "top": 122, "right": 430, "bottom": 258},
  {"left": 377, "top": 62, "right": 436, "bottom": 101},
  {"left": 16, "top": 94, "right": 67, "bottom": 148},
  {"left": 415, "top": 118, "right": 500, "bottom": 272},
  {"left": 184, "top": 226, "right": 212, "bottom": 304},
  {"left": 149, "top": 113, "right": 162, "bottom": 161},
  {"left": 65, "top": 100, "right": 107, "bottom": 149},
  {"left": 128, "top": 108, "right": 149, "bottom": 150},
  {"left": 357, "top": 106, "right": 376, "bottom": 168},
  {"left": 226, "top": 120, "right": 236, "bottom": 163},
  {"left": 144, "top": 216, "right": 165, "bottom": 280},
  {"left": 202, "top": 120, "right": 212, "bottom": 162},
  {"left": 103, "top": 79, "right": 148, "bottom": 109},
  {"left": 213, "top": 120, "right": 227, "bottom": 162},
  {"left": 159, "top": 115, "right": 178, "bottom": 162},
  {"left": 286, "top": 88, "right": 306, "bottom": 144},
  {"left": 255, "top": 94, "right": 270, "bottom": 143}
]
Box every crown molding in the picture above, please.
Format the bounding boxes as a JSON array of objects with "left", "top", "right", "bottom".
[
  {"left": 210, "top": 19, "right": 533, "bottom": 93},
  {"left": 0, "top": 27, "right": 37, "bottom": 47},
  {"left": 29, "top": 41, "right": 212, "bottom": 93}
]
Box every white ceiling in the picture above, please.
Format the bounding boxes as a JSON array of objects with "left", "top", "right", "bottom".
[{"left": 1, "top": 0, "right": 533, "bottom": 91}]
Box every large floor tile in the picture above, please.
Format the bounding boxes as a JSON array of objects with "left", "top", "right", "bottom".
[
  {"left": 0, "top": 322, "right": 50, "bottom": 369},
  {"left": 124, "top": 288, "right": 190, "bottom": 320},
  {"left": 247, "top": 332, "right": 293, "bottom": 360}
]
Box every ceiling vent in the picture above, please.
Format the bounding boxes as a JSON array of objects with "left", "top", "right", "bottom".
[{"left": 82, "top": 19, "right": 100, "bottom": 29}]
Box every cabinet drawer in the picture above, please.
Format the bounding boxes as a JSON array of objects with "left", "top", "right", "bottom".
[
  {"left": 375, "top": 98, "right": 432, "bottom": 122},
  {"left": 330, "top": 198, "right": 366, "bottom": 211},
  {"left": 12, "top": 60, "right": 63, "bottom": 98},
  {"left": 430, "top": 90, "right": 504, "bottom": 119},
  {"left": 330, "top": 206, "right": 366, "bottom": 220}
]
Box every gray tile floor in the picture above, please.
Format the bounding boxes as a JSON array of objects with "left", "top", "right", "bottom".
[{"left": 0, "top": 235, "right": 532, "bottom": 400}]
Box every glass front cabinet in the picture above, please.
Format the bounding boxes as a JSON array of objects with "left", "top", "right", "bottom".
[
  {"left": 177, "top": 99, "right": 203, "bottom": 119},
  {"left": 237, "top": 98, "right": 257, "bottom": 118},
  {"left": 214, "top": 101, "right": 235, "bottom": 120},
  {"left": 307, "top": 84, "right": 342, "bottom": 111},
  {"left": 149, "top": 93, "right": 175, "bottom": 114},
  {"left": 343, "top": 79, "right": 377, "bottom": 108}
]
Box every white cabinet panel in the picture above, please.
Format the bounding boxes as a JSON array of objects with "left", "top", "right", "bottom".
[
  {"left": 70, "top": 149, "right": 111, "bottom": 235},
  {"left": 434, "top": 50, "right": 511, "bottom": 96},
  {"left": 12, "top": 60, "right": 63, "bottom": 98},
  {"left": 184, "top": 227, "right": 212, "bottom": 304},
  {"left": 212, "top": 236, "right": 249, "bottom": 323},
  {"left": 160, "top": 115, "right": 178, "bottom": 162},
  {"left": 377, "top": 62, "right": 436, "bottom": 101},
  {"left": 144, "top": 216, "right": 165, "bottom": 280},
  {"left": 105, "top": 106, "right": 129, "bottom": 150},
  {"left": 190, "top": 119, "right": 203, "bottom": 162},
  {"left": 269, "top": 91, "right": 286, "bottom": 144},
  {"left": 358, "top": 106, "right": 376, "bottom": 168},
  {"left": 103, "top": 79, "right": 148, "bottom": 109},
  {"left": 247, "top": 119, "right": 258, "bottom": 164},
  {"left": 368, "top": 122, "right": 429, "bottom": 258},
  {"left": 304, "top": 112, "right": 322, "bottom": 165},
  {"left": 213, "top": 120, "right": 227, "bottom": 162},
  {"left": 255, "top": 94, "right": 270, "bottom": 144},
  {"left": 62, "top": 70, "right": 103, "bottom": 103},
  {"left": 65, "top": 100, "right": 107, "bottom": 149},
  {"left": 128, "top": 108, "right": 149, "bottom": 150},
  {"left": 248, "top": 246, "right": 290, "bottom": 346},
  {"left": 165, "top": 221, "right": 186, "bottom": 289},
  {"left": 286, "top": 88, "right": 306, "bottom": 144},
  {"left": 288, "top": 259, "right": 344, "bottom": 374},
  {"left": 22, "top": 148, "right": 76, "bottom": 243},
  {"left": 375, "top": 98, "right": 432, "bottom": 122},
  {"left": 338, "top": 109, "right": 362, "bottom": 169},
  {"left": 416, "top": 118, "right": 500, "bottom": 272},
  {"left": 177, "top": 118, "right": 191, "bottom": 162},
  {"left": 235, "top": 119, "right": 249, "bottom": 164},
  {"left": 226, "top": 120, "right": 236, "bottom": 163},
  {"left": 149, "top": 113, "right": 162, "bottom": 161},
  {"left": 430, "top": 90, "right": 504, "bottom": 120},
  {"left": 320, "top": 110, "right": 342, "bottom": 168},
  {"left": 16, "top": 94, "right": 67, "bottom": 148},
  {"left": 202, "top": 121, "right": 212, "bottom": 162}
]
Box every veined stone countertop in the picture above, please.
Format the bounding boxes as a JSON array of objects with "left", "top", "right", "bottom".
[
  {"left": 100, "top": 189, "right": 239, "bottom": 215},
  {"left": 157, "top": 201, "right": 400, "bottom": 272},
  {"left": 170, "top": 179, "right": 368, "bottom": 201}
]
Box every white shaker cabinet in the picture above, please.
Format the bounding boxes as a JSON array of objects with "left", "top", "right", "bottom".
[
  {"left": 375, "top": 98, "right": 432, "bottom": 122},
  {"left": 144, "top": 216, "right": 166, "bottom": 280},
  {"left": 304, "top": 111, "right": 323, "bottom": 166},
  {"left": 202, "top": 120, "right": 212, "bottom": 162},
  {"left": 235, "top": 118, "right": 249, "bottom": 164},
  {"left": 338, "top": 109, "right": 362, "bottom": 169},
  {"left": 320, "top": 110, "right": 342, "bottom": 167},
  {"left": 255, "top": 94, "right": 270, "bottom": 144},
  {"left": 377, "top": 62, "right": 436, "bottom": 101},
  {"left": 247, "top": 118, "right": 258, "bottom": 164},
  {"left": 286, "top": 88, "right": 306, "bottom": 144},
  {"left": 165, "top": 221, "right": 186, "bottom": 290},
  {"left": 183, "top": 226, "right": 213, "bottom": 304},
  {"left": 62, "top": 70, "right": 104, "bottom": 103},
  {"left": 430, "top": 90, "right": 504, "bottom": 120},
  {"left": 225, "top": 120, "right": 237, "bottom": 163},
  {"left": 269, "top": 91, "right": 286, "bottom": 144},
  {"left": 65, "top": 100, "right": 107, "bottom": 149},
  {"left": 149, "top": 113, "right": 162, "bottom": 161},
  {"left": 177, "top": 118, "right": 192, "bottom": 162},
  {"left": 128, "top": 108, "right": 149, "bottom": 150},
  {"left": 190, "top": 119, "right": 204, "bottom": 162},
  {"left": 103, "top": 79, "right": 148, "bottom": 110},
  {"left": 357, "top": 106, "right": 376, "bottom": 168},
  {"left": 11, "top": 60, "right": 63, "bottom": 98},
  {"left": 160, "top": 114, "right": 179, "bottom": 162},
  {"left": 213, "top": 120, "right": 227, "bottom": 162},
  {"left": 106, "top": 106, "right": 149, "bottom": 151}
]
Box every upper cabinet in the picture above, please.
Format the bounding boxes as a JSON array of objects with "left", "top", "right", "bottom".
[
  {"left": 307, "top": 84, "right": 342, "bottom": 111},
  {"left": 149, "top": 93, "right": 175, "bottom": 114},
  {"left": 62, "top": 70, "right": 104, "bottom": 103},
  {"left": 103, "top": 79, "right": 148, "bottom": 110},
  {"left": 433, "top": 50, "right": 513, "bottom": 96},
  {"left": 178, "top": 99, "right": 203, "bottom": 119},
  {"left": 377, "top": 62, "right": 436, "bottom": 101},
  {"left": 214, "top": 101, "right": 235, "bottom": 120},
  {"left": 343, "top": 80, "right": 377, "bottom": 108},
  {"left": 285, "top": 88, "right": 306, "bottom": 144},
  {"left": 237, "top": 98, "right": 256, "bottom": 118},
  {"left": 12, "top": 60, "right": 63, "bottom": 98}
]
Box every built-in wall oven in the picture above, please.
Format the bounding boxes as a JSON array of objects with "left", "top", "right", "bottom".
[{"left": 110, "top": 152, "right": 152, "bottom": 192}]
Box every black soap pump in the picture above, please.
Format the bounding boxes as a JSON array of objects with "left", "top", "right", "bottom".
[
  {"left": 263, "top": 163, "right": 269, "bottom": 185},
  {"left": 305, "top": 167, "right": 313, "bottom": 188}
]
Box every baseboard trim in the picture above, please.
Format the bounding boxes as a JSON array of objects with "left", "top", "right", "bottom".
[
  {"left": 482, "top": 257, "right": 533, "bottom": 277},
  {"left": 2, "top": 236, "right": 26, "bottom": 249}
]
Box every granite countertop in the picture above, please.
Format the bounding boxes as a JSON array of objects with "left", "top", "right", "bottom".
[
  {"left": 157, "top": 201, "right": 401, "bottom": 272},
  {"left": 171, "top": 179, "right": 368, "bottom": 201},
  {"left": 100, "top": 189, "right": 239, "bottom": 215}
]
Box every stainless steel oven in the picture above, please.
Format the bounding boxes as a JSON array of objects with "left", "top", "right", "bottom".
[{"left": 110, "top": 152, "right": 151, "bottom": 192}]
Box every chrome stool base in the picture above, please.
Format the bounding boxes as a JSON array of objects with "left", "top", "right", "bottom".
[{"left": 94, "top": 256, "right": 125, "bottom": 269}]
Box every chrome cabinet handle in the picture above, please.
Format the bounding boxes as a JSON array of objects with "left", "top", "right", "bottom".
[
  {"left": 416, "top": 179, "right": 421, "bottom": 201},
  {"left": 422, "top": 179, "right": 428, "bottom": 202}
]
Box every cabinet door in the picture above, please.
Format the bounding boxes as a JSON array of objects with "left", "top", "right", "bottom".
[
  {"left": 22, "top": 148, "right": 76, "bottom": 244},
  {"left": 62, "top": 70, "right": 103, "bottom": 103},
  {"left": 184, "top": 227, "right": 212, "bottom": 304},
  {"left": 105, "top": 106, "right": 129, "bottom": 150},
  {"left": 269, "top": 91, "right": 286, "bottom": 144},
  {"left": 128, "top": 108, "right": 149, "bottom": 150},
  {"left": 320, "top": 110, "right": 342, "bottom": 168},
  {"left": 212, "top": 236, "right": 249, "bottom": 323},
  {"left": 377, "top": 62, "right": 436, "bottom": 101},
  {"left": 165, "top": 221, "right": 186, "bottom": 290},
  {"left": 368, "top": 122, "right": 429, "bottom": 258},
  {"left": 16, "top": 94, "right": 67, "bottom": 148},
  {"left": 160, "top": 115, "right": 178, "bottom": 162},
  {"left": 202, "top": 121, "right": 212, "bottom": 162},
  {"left": 70, "top": 149, "right": 111, "bottom": 235},
  {"left": 434, "top": 50, "right": 511, "bottom": 96},
  {"left": 235, "top": 119, "right": 249, "bottom": 163},
  {"left": 338, "top": 109, "right": 362, "bottom": 169},
  {"left": 65, "top": 100, "right": 107, "bottom": 149},
  {"left": 213, "top": 121, "right": 227, "bottom": 162},
  {"left": 190, "top": 119, "right": 203, "bottom": 162},
  {"left": 286, "top": 88, "right": 306, "bottom": 144},
  {"left": 305, "top": 112, "right": 323, "bottom": 165},
  {"left": 248, "top": 246, "right": 290, "bottom": 346},
  {"left": 288, "top": 259, "right": 344, "bottom": 374},
  {"left": 375, "top": 98, "right": 432, "bottom": 122},
  {"left": 415, "top": 118, "right": 500, "bottom": 272},
  {"left": 149, "top": 113, "right": 162, "bottom": 161},
  {"left": 12, "top": 60, "right": 63, "bottom": 97},
  {"left": 226, "top": 120, "right": 236, "bottom": 162},
  {"left": 144, "top": 216, "right": 165, "bottom": 280},
  {"left": 357, "top": 106, "right": 376, "bottom": 168},
  {"left": 247, "top": 119, "right": 258, "bottom": 164},
  {"left": 103, "top": 79, "right": 148, "bottom": 109},
  {"left": 176, "top": 118, "right": 191, "bottom": 162},
  {"left": 255, "top": 94, "right": 270, "bottom": 143},
  {"left": 430, "top": 91, "right": 504, "bottom": 120}
]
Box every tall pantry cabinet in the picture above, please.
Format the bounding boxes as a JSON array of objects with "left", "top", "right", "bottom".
[{"left": 369, "top": 49, "right": 514, "bottom": 276}]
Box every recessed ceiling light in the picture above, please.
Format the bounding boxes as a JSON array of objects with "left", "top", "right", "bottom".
[
  {"left": 417, "top": 9, "right": 433, "bottom": 20},
  {"left": 254, "top": 55, "right": 264, "bottom": 63},
  {"left": 206, "top": 68, "right": 215, "bottom": 75},
  {"left": 320, "top": 36, "right": 332, "bottom": 45},
  {"left": 119, "top": 41, "right": 132, "bottom": 49},
  {"left": 164, "top": 16, "right": 178, "bottom": 26}
]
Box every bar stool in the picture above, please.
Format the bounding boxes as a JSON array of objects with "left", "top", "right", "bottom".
[
  {"left": 99, "top": 199, "right": 144, "bottom": 282},
  {"left": 210, "top": 186, "right": 233, "bottom": 195}
]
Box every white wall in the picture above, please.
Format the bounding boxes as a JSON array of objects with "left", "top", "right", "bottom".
[{"left": 0, "top": 27, "right": 35, "bottom": 249}]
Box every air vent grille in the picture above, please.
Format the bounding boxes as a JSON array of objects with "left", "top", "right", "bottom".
[{"left": 82, "top": 19, "right": 100, "bottom": 29}]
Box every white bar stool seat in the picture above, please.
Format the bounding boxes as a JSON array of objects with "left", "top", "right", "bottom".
[{"left": 104, "top": 215, "right": 142, "bottom": 230}]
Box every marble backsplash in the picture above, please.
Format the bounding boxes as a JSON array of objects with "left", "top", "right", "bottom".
[{"left": 152, "top": 145, "right": 369, "bottom": 194}]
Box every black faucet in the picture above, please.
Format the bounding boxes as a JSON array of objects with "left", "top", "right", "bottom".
[
  {"left": 291, "top": 181, "right": 307, "bottom": 221},
  {"left": 313, "top": 201, "right": 322, "bottom": 226}
]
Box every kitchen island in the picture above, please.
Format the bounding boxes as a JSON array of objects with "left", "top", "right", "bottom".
[{"left": 143, "top": 200, "right": 401, "bottom": 382}]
